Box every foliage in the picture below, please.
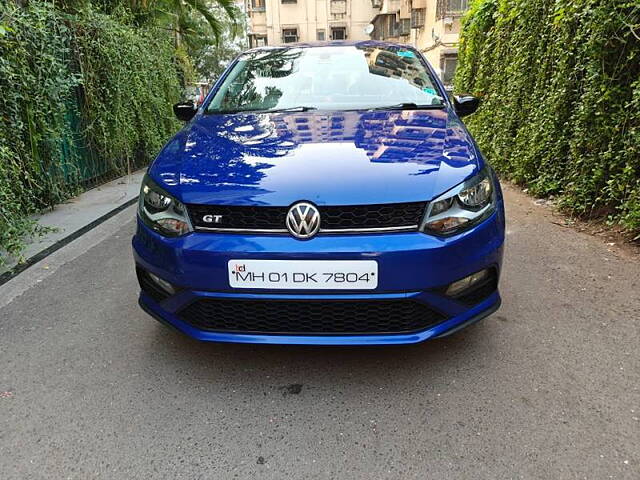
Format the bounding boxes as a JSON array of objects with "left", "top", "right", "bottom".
[
  {"left": 0, "top": 1, "right": 181, "bottom": 264},
  {"left": 147, "top": 0, "right": 240, "bottom": 45},
  {"left": 0, "top": 2, "right": 81, "bottom": 262},
  {"left": 456, "top": 0, "right": 640, "bottom": 235},
  {"left": 90, "top": 0, "right": 241, "bottom": 46},
  {"left": 72, "top": 8, "right": 181, "bottom": 171},
  {"left": 189, "top": 6, "right": 246, "bottom": 81}
]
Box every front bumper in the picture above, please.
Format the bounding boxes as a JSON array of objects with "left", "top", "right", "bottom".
[{"left": 132, "top": 207, "right": 505, "bottom": 345}]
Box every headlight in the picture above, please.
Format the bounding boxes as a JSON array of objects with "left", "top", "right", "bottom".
[
  {"left": 421, "top": 167, "right": 497, "bottom": 236},
  {"left": 138, "top": 175, "right": 193, "bottom": 237}
]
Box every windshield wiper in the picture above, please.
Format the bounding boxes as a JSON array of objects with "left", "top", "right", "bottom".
[
  {"left": 368, "top": 102, "right": 445, "bottom": 111},
  {"left": 258, "top": 106, "right": 318, "bottom": 113},
  {"left": 206, "top": 106, "right": 318, "bottom": 115}
]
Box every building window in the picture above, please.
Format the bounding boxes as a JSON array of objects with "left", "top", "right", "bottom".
[
  {"left": 399, "top": 18, "right": 410, "bottom": 36},
  {"left": 249, "top": 35, "right": 267, "bottom": 47},
  {"left": 250, "top": 0, "right": 265, "bottom": 11},
  {"left": 441, "top": 54, "right": 458, "bottom": 85},
  {"left": 447, "top": 0, "right": 469, "bottom": 14},
  {"left": 281, "top": 0, "right": 297, "bottom": 3},
  {"left": 391, "top": 16, "right": 401, "bottom": 37},
  {"left": 411, "top": 9, "right": 425, "bottom": 28},
  {"left": 371, "top": 18, "right": 383, "bottom": 40},
  {"left": 331, "top": 27, "right": 347, "bottom": 40},
  {"left": 437, "top": 0, "right": 469, "bottom": 18},
  {"left": 282, "top": 28, "right": 298, "bottom": 43},
  {"left": 317, "top": 30, "right": 326, "bottom": 41}
]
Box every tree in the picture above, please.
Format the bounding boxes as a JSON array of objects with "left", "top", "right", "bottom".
[
  {"left": 62, "top": 0, "right": 240, "bottom": 45},
  {"left": 128, "top": 0, "right": 240, "bottom": 46},
  {"left": 189, "top": 6, "right": 246, "bottom": 81}
]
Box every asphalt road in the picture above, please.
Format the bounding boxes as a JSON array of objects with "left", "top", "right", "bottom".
[{"left": 1, "top": 185, "right": 639, "bottom": 479}]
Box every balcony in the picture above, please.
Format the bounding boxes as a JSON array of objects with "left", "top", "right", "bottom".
[{"left": 374, "top": 0, "right": 401, "bottom": 15}]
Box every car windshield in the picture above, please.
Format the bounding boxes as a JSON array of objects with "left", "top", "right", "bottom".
[{"left": 205, "top": 45, "right": 446, "bottom": 114}]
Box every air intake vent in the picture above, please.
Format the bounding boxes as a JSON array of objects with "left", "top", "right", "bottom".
[{"left": 178, "top": 298, "right": 447, "bottom": 334}]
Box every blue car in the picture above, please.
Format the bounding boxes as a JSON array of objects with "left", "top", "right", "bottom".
[{"left": 132, "top": 41, "right": 505, "bottom": 345}]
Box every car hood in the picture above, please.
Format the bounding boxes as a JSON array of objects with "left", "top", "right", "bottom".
[{"left": 149, "top": 109, "right": 481, "bottom": 206}]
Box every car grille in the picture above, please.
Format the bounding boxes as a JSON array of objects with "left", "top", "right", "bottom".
[
  {"left": 177, "top": 298, "right": 447, "bottom": 334},
  {"left": 186, "top": 202, "right": 426, "bottom": 233}
]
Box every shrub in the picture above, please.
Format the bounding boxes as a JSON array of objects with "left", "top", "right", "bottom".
[
  {"left": 456, "top": 0, "right": 640, "bottom": 235},
  {"left": 0, "top": 1, "right": 181, "bottom": 263}
]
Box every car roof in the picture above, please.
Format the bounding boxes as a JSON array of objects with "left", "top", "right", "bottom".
[{"left": 244, "top": 40, "right": 417, "bottom": 54}]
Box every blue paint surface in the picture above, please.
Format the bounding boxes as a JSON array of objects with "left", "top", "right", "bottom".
[
  {"left": 134, "top": 41, "right": 505, "bottom": 345},
  {"left": 149, "top": 108, "right": 480, "bottom": 206}
]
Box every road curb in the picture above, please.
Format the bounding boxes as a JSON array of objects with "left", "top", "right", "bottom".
[{"left": 0, "top": 196, "right": 139, "bottom": 288}]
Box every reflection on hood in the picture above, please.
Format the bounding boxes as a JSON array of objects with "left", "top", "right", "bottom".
[{"left": 150, "top": 109, "right": 479, "bottom": 206}]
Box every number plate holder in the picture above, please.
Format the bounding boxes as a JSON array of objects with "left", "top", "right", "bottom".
[{"left": 228, "top": 260, "right": 378, "bottom": 290}]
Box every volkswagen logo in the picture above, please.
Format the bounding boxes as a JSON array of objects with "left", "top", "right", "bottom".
[{"left": 286, "top": 202, "right": 320, "bottom": 239}]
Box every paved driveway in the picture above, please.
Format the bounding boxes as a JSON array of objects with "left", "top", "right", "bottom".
[{"left": 1, "top": 185, "right": 638, "bottom": 479}]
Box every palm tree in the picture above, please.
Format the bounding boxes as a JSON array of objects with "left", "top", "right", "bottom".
[
  {"left": 57, "top": 1, "right": 240, "bottom": 44},
  {"left": 139, "top": 0, "right": 240, "bottom": 46}
]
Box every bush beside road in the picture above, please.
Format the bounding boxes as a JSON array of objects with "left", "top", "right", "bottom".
[{"left": 456, "top": 0, "right": 640, "bottom": 237}]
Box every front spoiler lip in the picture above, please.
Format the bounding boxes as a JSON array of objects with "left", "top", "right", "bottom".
[{"left": 138, "top": 292, "right": 501, "bottom": 346}]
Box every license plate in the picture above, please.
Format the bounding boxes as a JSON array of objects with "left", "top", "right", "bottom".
[{"left": 228, "top": 260, "right": 378, "bottom": 290}]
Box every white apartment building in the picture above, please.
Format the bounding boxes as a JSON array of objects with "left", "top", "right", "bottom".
[
  {"left": 370, "top": 0, "right": 469, "bottom": 85},
  {"left": 245, "top": 0, "right": 378, "bottom": 47},
  {"left": 244, "top": 0, "right": 469, "bottom": 85}
]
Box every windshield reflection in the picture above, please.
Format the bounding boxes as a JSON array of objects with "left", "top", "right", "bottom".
[{"left": 207, "top": 45, "right": 445, "bottom": 114}]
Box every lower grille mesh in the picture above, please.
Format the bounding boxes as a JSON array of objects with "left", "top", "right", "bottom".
[{"left": 178, "top": 299, "right": 447, "bottom": 334}]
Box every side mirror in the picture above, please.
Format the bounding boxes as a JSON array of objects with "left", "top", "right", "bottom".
[
  {"left": 453, "top": 95, "right": 480, "bottom": 118},
  {"left": 173, "top": 102, "right": 197, "bottom": 122}
]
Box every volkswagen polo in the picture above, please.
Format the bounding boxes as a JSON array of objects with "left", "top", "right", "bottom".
[{"left": 132, "top": 41, "right": 505, "bottom": 345}]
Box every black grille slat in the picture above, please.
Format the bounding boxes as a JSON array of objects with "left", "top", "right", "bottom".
[
  {"left": 177, "top": 299, "right": 446, "bottom": 334},
  {"left": 187, "top": 204, "right": 286, "bottom": 230},
  {"left": 187, "top": 202, "right": 425, "bottom": 232},
  {"left": 321, "top": 203, "right": 424, "bottom": 229}
]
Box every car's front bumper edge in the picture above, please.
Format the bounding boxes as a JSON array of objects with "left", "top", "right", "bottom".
[{"left": 138, "top": 290, "right": 500, "bottom": 346}]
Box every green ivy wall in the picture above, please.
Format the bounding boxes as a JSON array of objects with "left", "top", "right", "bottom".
[
  {"left": 0, "top": 2, "right": 181, "bottom": 262},
  {"left": 455, "top": 0, "right": 640, "bottom": 235}
]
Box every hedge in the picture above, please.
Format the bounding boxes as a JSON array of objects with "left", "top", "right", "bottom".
[
  {"left": 0, "top": 1, "right": 181, "bottom": 263},
  {"left": 455, "top": 0, "right": 640, "bottom": 236}
]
